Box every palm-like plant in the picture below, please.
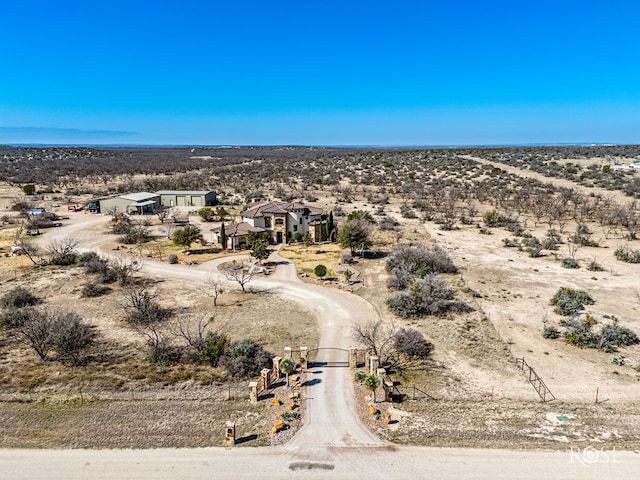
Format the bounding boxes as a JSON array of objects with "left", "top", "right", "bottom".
[
  {"left": 354, "top": 370, "right": 367, "bottom": 383},
  {"left": 363, "top": 374, "right": 381, "bottom": 402},
  {"left": 279, "top": 357, "right": 296, "bottom": 387},
  {"left": 343, "top": 269, "right": 353, "bottom": 283}
]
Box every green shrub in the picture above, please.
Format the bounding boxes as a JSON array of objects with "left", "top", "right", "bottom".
[
  {"left": 218, "top": 338, "right": 273, "bottom": 378},
  {"left": 542, "top": 325, "right": 561, "bottom": 339},
  {"left": 483, "top": 209, "right": 500, "bottom": 227},
  {"left": 144, "top": 341, "right": 181, "bottom": 367},
  {"left": 560, "top": 315, "right": 639, "bottom": 353},
  {"left": 82, "top": 254, "right": 109, "bottom": 274},
  {"left": 49, "top": 253, "right": 78, "bottom": 266},
  {"left": 96, "top": 268, "right": 118, "bottom": 284},
  {"left": 599, "top": 320, "right": 640, "bottom": 351},
  {"left": 0, "top": 306, "right": 36, "bottom": 329},
  {"left": 172, "top": 225, "right": 202, "bottom": 250},
  {"left": 400, "top": 205, "right": 417, "bottom": 219},
  {"left": 522, "top": 237, "right": 543, "bottom": 257},
  {"left": 571, "top": 224, "right": 599, "bottom": 247},
  {"left": 314, "top": 264, "right": 327, "bottom": 278},
  {"left": 586, "top": 260, "right": 604, "bottom": 271},
  {"left": 76, "top": 251, "right": 100, "bottom": 266},
  {"left": 281, "top": 411, "right": 301, "bottom": 422},
  {"left": 197, "top": 207, "right": 215, "bottom": 222},
  {"left": 1, "top": 286, "right": 39, "bottom": 308},
  {"left": 614, "top": 246, "right": 640, "bottom": 263},
  {"left": 610, "top": 355, "right": 624, "bottom": 366},
  {"left": 81, "top": 282, "right": 111, "bottom": 298},
  {"left": 385, "top": 244, "right": 458, "bottom": 290},
  {"left": 550, "top": 288, "right": 594, "bottom": 316},
  {"left": 354, "top": 370, "right": 367, "bottom": 383},
  {"left": 386, "top": 275, "right": 471, "bottom": 318},
  {"left": 198, "top": 331, "right": 229, "bottom": 366},
  {"left": 394, "top": 328, "right": 433, "bottom": 358},
  {"left": 561, "top": 257, "right": 580, "bottom": 269},
  {"left": 501, "top": 238, "right": 520, "bottom": 248}
]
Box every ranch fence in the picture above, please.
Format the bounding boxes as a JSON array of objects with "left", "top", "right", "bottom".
[{"left": 516, "top": 357, "right": 555, "bottom": 402}]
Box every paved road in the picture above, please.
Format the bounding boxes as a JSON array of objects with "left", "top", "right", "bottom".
[
  {"left": 2, "top": 445, "right": 637, "bottom": 479},
  {"left": 11, "top": 214, "right": 638, "bottom": 478}
]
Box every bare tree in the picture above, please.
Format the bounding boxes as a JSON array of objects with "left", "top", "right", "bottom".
[
  {"left": 136, "top": 320, "right": 176, "bottom": 365},
  {"left": 155, "top": 205, "right": 173, "bottom": 224},
  {"left": 351, "top": 319, "right": 398, "bottom": 366},
  {"left": 204, "top": 275, "right": 225, "bottom": 306},
  {"left": 170, "top": 314, "right": 212, "bottom": 352},
  {"left": 46, "top": 237, "right": 79, "bottom": 264},
  {"left": 16, "top": 238, "right": 42, "bottom": 266},
  {"left": 13, "top": 306, "right": 94, "bottom": 365},
  {"left": 617, "top": 201, "right": 640, "bottom": 240},
  {"left": 436, "top": 188, "right": 460, "bottom": 230},
  {"left": 566, "top": 237, "right": 581, "bottom": 260},
  {"left": 163, "top": 223, "right": 176, "bottom": 240},
  {"left": 220, "top": 261, "right": 256, "bottom": 293},
  {"left": 122, "top": 281, "right": 170, "bottom": 325},
  {"left": 46, "top": 237, "right": 79, "bottom": 256},
  {"left": 110, "top": 255, "right": 143, "bottom": 286},
  {"left": 50, "top": 311, "right": 95, "bottom": 366},
  {"left": 16, "top": 308, "right": 54, "bottom": 361}
]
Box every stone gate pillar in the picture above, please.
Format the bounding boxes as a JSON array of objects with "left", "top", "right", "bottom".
[
  {"left": 349, "top": 346, "right": 358, "bottom": 368},
  {"left": 383, "top": 378, "right": 394, "bottom": 402},
  {"left": 272, "top": 356, "right": 282, "bottom": 378},
  {"left": 248, "top": 381, "right": 258, "bottom": 404},
  {"left": 224, "top": 421, "right": 235, "bottom": 447},
  {"left": 369, "top": 355, "right": 379, "bottom": 374},
  {"left": 299, "top": 346, "right": 308, "bottom": 370},
  {"left": 284, "top": 346, "right": 292, "bottom": 359},
  {"left": 261, "top": 368, "right": 271, "bottom": 389}
]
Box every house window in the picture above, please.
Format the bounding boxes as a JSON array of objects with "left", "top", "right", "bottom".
[
  {"left": 293, "top": 225, "right": 298, "bottom": 232},
  {"left": 275, "top": 218, "right": 284, "bottom": 225},
  {"left": 264, "top": 217, "right": 271, "bottom": 228},
  {"left": 299, "top": 218, "right": 303, "bottom": 224}
]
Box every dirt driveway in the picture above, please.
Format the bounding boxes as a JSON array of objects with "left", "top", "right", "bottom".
[{"left": 39, "top": 213, "right": 383, "bottom": 450}]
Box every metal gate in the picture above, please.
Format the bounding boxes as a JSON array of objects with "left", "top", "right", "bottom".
[{"left": 307, "top": 348, "right": 349, "bottom": 367}]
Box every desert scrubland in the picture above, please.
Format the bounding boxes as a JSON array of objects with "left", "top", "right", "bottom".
[{"left": 1, "top": 145, "right": 639, "bottom": 449}]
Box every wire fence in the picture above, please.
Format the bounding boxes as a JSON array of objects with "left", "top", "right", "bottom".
[{"left": 0, "top": 383, "right": 250, "bottom": 404}]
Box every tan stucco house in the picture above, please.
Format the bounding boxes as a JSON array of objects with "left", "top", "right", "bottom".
[
  {"left": 242, "top": 201, "right": 323, "bottom": 244},
  {"left": 211, "top": 201, "right": 324, "bottom": 248}
]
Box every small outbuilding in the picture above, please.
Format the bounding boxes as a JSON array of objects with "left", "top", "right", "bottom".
[{"left": 97, "top": 192, "right": 160, "bottom": 215}]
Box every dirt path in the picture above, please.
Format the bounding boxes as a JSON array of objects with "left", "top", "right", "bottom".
[{"left": 462, "top": 154, "right": 633, "bottom": 205}]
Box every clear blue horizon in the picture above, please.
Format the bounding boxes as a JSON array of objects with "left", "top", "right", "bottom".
[{"left": 1, "top": 1, "right": 639, "bottom": 146}]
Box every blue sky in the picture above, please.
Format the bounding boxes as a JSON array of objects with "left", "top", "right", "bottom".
[{"left": 1, "top": 1, "right": 639, "bottom": 146}]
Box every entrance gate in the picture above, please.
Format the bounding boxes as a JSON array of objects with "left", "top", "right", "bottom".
[{"left": 307, "top": 347, "right": 350, "bottom": 368}]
